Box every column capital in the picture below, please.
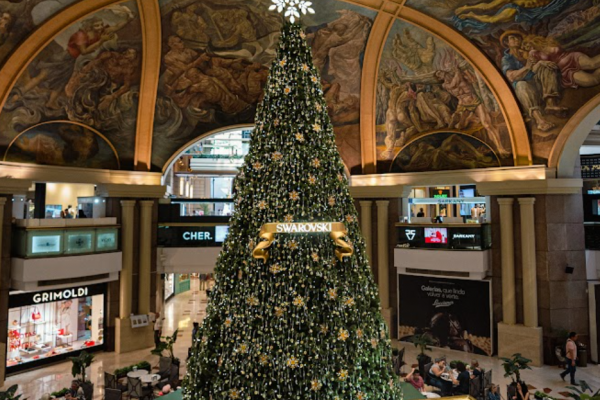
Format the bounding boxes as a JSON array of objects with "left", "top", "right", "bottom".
[
  {"left": 140, "top": 200, "right": 155, "bottom": 208},
  {"left": 359, "top": 200, "right": 373, "bottom": 207},
  {"left": 518, "top": 197, "right": 536, "bottom": 206},
  {"left": 497, "top": 198, "right": 514, "bottom": 206},
  {"left": 376, "top": 200, "right": 390, "bottom": 207},
  {"left": 120, "top": 200, "right": 137, "bottom": 208},
  {"left": 0, "top": 197, "right": 7, "bottom": 207}
]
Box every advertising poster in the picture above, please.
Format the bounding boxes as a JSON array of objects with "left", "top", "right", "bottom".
[
  {"left": 398, "top": 274, "right": 492, "bottom": 356},
  {"left": 425, "top": 227, "right": 447, "bottom": 244}
]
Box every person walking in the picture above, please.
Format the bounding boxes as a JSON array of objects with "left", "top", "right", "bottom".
[
  {"left": 560, "top": 332, "right": 578, "bottom": 384},
  {"left": 154, "top": 312, "right": 163, "bottom": 348}
]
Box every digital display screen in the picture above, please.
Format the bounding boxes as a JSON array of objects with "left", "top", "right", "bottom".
[{"left": 425, "top": 228, "right": 448, "bottom": 244}]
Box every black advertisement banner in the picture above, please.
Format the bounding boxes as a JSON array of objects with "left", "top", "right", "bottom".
[
  {"left": 398, "top": 274, "right": 492, "bottom": 356},
  {"left": 396, "top": 225, "right": 489, "bottom": 250}
]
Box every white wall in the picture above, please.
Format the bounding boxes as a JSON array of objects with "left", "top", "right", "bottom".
[
  {"left": 158, "top": 247, "right": 221, "bottom": 274},
  {"left": 394, "top": 248, "right": 490, "bottom": 280},
  {"left": 45, "top": 183, "right": 95, "bottom": 211},
  {"left": 11, "top": 252, "right": 122, "bottom": 291}
]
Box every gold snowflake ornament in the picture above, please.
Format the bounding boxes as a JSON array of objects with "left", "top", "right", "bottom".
[{"left": 269, "top": 0, "right": 315, "bottom": 23}]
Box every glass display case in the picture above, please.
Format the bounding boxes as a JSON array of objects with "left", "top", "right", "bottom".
[{"left": 13, "top": 228, "right": 119, "bottom": 258}]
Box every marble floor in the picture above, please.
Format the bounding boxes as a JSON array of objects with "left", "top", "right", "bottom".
[{"left": 2, "top": 278, "right": 599, "bottom": 400}]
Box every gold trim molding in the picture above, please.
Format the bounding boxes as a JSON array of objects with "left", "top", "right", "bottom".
[{"left": 134, "top": 0, "right": 162, "bottom": 171}]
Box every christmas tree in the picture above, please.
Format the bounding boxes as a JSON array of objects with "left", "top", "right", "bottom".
[{"left": 183, "top": 2, "right": 402, "bottom": 400}]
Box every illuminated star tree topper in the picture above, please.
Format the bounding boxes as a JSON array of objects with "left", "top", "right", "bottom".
[{"left": 269, "top": 0, "right": 315, "bottom": 23}]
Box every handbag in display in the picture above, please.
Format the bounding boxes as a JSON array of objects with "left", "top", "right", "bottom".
[{"left": 31, "top": 306, "right": 42, "bottom": 321}]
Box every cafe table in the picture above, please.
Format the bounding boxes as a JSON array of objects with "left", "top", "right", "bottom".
[{"left": 127, "top": 369, "right": 149, "bottom": 379}]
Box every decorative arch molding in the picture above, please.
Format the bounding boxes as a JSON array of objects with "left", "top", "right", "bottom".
[
  {"left": 548, "top": 93, "right": 600, "bottom": 178},
  {"left": 349, "top": 0, "right": 532, "bottom": 170},
  {"left": 161, "top": 124, "right": 255, "bottom": 174}
]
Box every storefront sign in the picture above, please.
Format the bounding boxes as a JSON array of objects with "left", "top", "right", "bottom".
[
  {"left": 158, "top": 226, "right": 228, "bottom": 247},
  {"left": 397, "top": 225, "right": 488, "bottom": 250},
  {"left": 398, "top": 275, "right": 492, "bottom": 356},
  {"left": 9, "top": 284, "right": 105, "bottom": 308},
  {"left": 410, "top": 197, "right": 486, "bottom": 205},
  {"left": 452, "top": 233, "right": 476, "bottom": 240},
  {"left": 405, "top": 229, "right": 416, "bottom": 241},
  {"left": 31, "top": 235, "right": 61, "bottom": 254},
  {"left": 183, "top": 231, "right": 213, "bottom": 241},
  {"left": 253, "top": 222, "right": 352, "bottom": 262}
]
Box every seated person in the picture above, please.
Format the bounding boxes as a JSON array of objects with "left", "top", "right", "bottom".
[
  {"left": 406, "top": 368, "right": 441, "bottom": 399},
  {"left": 512, "top": 382, "right": 530, "bottom": 400},
  {"left": 405, "top": 367, "right": 425, "bottom": 391},
  {"left": 454, "top": 361, "right": 470, "bottom": 395},
  {"left": 66, "top": 381, "right": 85, "bottom": 400},
  {"left": 471, "top": 360, "right": 482, "bottom": 378},
  {"left": 488, "top": 384, "right": 501, "bottom": 400},
  {"left": 428, "top": 357, "right": 457, "bottom": 396}
]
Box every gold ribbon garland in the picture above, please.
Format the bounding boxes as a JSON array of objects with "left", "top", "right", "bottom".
[{"left": 252, "top": 222, "right": 353, "bottom": 262}]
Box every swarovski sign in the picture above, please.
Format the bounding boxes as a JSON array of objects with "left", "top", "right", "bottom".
[
  {"left": 276, "top": 222, "right": 332, "bottom": 233},
  {"left": 405, "top": 229, "right": 416, "bottom": 241},
  {"left": 33, "top": 287, "right": 89, "bottom": 303}
]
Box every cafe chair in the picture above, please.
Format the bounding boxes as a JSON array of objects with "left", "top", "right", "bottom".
[
  {"left": 423, "top": 362, "right": 434, "bottom": 385},
  {"left": 483, "top": 370, "right": 493, "bottom": 390},
  {"left": 105, "top": 372, "right": 128, "bottom": 392},
  {"left": 469, "top": 374, "right": 483, "bottom": 400},
  {"left": 105, "top": 388, "right": 123, "bottom": 400},
  {"left": 127, "top": 377, "right": 153, "bottom": 400},
  {"left": 158, "top": 357, "right": 172, "bottom": 379}
]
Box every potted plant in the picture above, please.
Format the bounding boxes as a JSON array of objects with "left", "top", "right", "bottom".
[
  {"left": 69, "top": 351, "right": 95, "bottom": 400},
  {"left": 500, "top": 352, "right": 532, "bottom": 395},
  {"left": 0, "top": 385, "right": 24, "bottom": 400},
  {"left": 151, "top": 329, "right": 180, "bottom": 365},
  {"left": 413, "top": 334, "right": 434, "bottom": 374},
  {"left": 565, "top": 381, "right": 600, "bottom": 400}
]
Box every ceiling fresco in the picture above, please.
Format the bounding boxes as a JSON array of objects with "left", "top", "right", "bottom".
[
  {"left": 376, "top": 19, "right": 512, "bottom": 173},
  {"left": 0, "top": 1, "right": 142, "bottom": 169},
  {"left": 0, "top": 0, "right": 598, "bottom": 174},
  {"left": 151, "top": 0, "right": 375, "bottom": 173},
  {"left": 405, "top": 0, "right": 600, "bottom": 164}
]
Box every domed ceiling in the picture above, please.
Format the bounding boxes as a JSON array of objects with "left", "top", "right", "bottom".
[{"left": 0, "top": 0, "right": 598, "bottom": 176}]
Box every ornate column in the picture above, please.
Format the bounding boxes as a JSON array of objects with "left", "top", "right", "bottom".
[
  {"left": 359, "top": 201, "right": 373, "bottom": 262},
  {"left": 497, "top": 198, "right": 516, "bottom": 325},
  {"left": 139, "top": 200, "right": 154, "bottom": 315},
  {"left": 519, "top": 198, "right": 538, "bottom": 328},
  {"left": 120, "top": 200, "right": 136, "bottom": 318},
  {"left": 376, "top": 200, "right": 390, "bottom": 310}
]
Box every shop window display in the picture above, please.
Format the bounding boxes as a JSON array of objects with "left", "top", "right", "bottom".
[{"left": 7, "top": 286, "right": 104, "bottom": 370}]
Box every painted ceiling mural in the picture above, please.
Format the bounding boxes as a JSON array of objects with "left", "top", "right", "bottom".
[
  {"left": 405, "top": 0, "right": 600, "bottom": 164},
  {"left": 151, "top": 0, "right": 375, "bottom": 173},
  {"left": 0, "top": 1, "right": 142, "bottom": 169},
  {"left": 377, "top": 19, "right": 512, "bottom": 173},
  {"left": 0, "top": 0, "right": 78, "bottom": 65}
]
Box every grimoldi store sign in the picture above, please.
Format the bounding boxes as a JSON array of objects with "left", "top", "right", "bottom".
[{"left": 9, "top": 284, "right": 105, "bottom": 308}]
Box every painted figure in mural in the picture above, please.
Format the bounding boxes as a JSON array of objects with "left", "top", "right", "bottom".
[
  {"left": 392, "top": 29, "right": 436, "bottom": 74},
  {"left": 453, "top": 0, "right": 579, "bottom": 31},
  {"left": 500, "top": 31, "right": 564, "bottom": 132},
  {"left": 0, "top": 11, "right": 12, "bottom": 46},
  {"left": 522, "top": 35, "right": 600, "bottom": 88},
  {"left": 171, "top": 3, "right": 209, "bottom": 49},
  {"left": 66, "top": 48, "right": 140, "bottom": 111},
  {"left": 435, "top": 67, "right": 510, "bottom": 156},
  {"left": 10, "top": 7, "right": 134, "bottom": 110}
]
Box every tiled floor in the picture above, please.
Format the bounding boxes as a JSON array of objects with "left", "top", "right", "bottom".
[{"left": 2, "top": 278, "right": 598, "bottom": 399}]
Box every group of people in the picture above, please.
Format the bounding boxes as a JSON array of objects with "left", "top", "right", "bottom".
[{"left": 59, "top": 205, "right": 86, "bottom": 219}]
